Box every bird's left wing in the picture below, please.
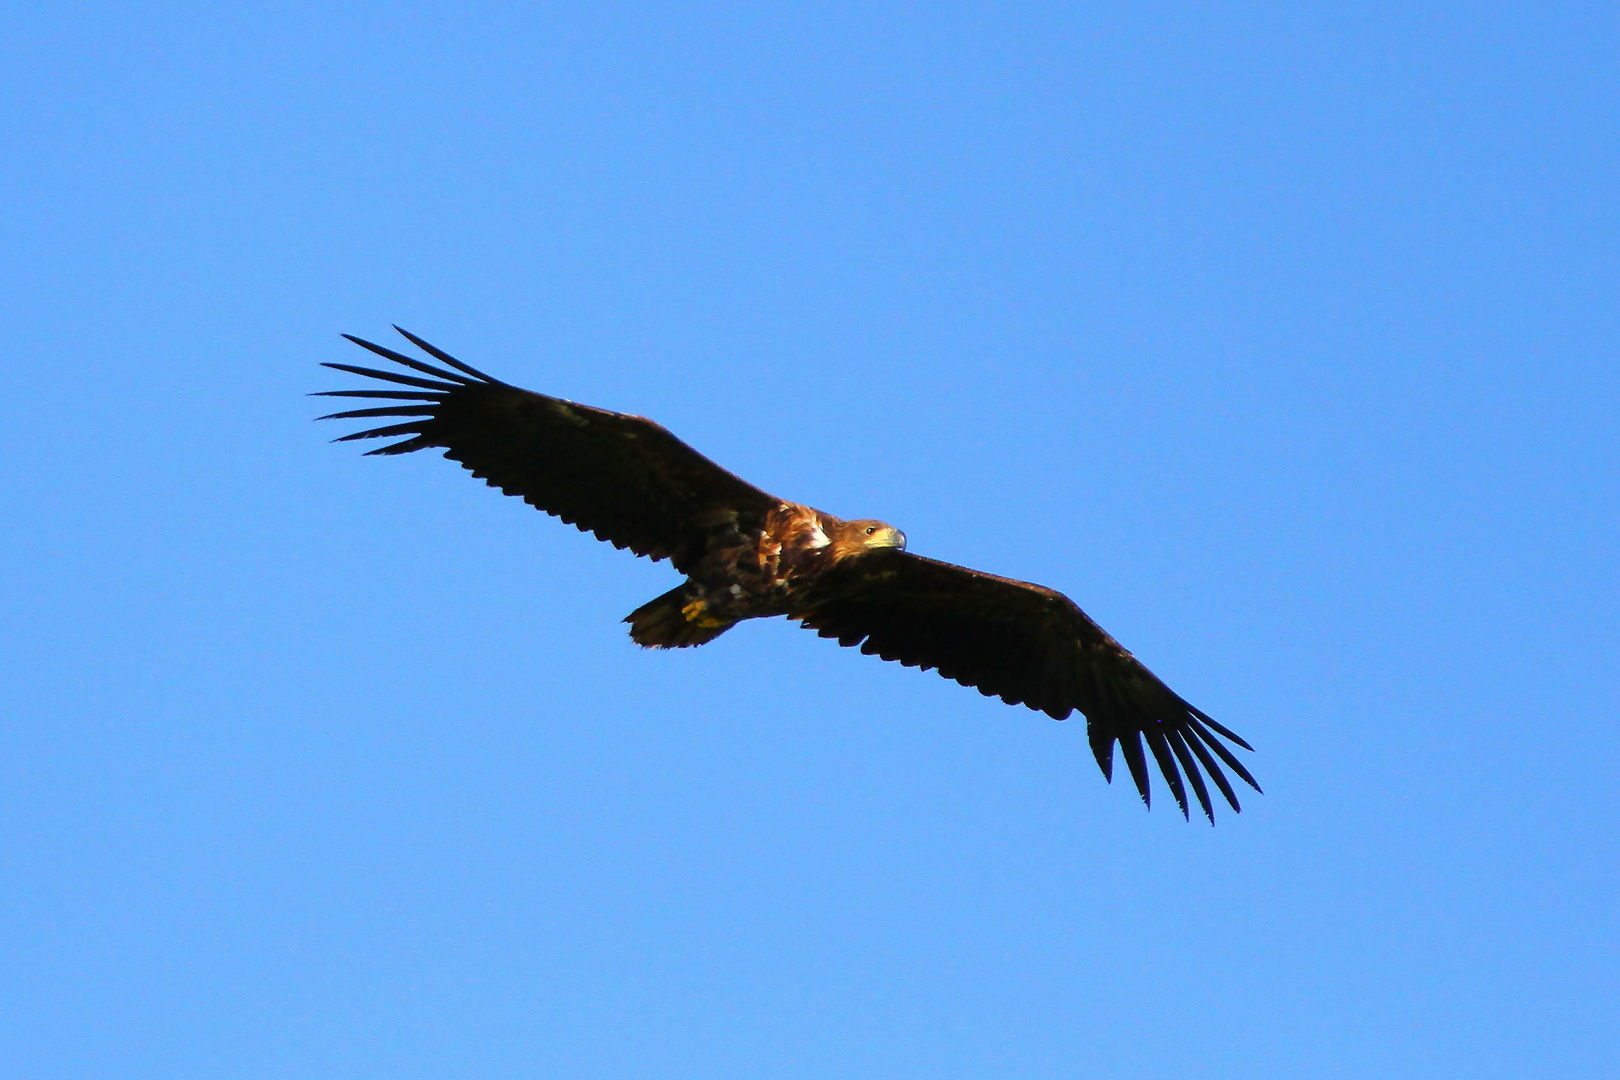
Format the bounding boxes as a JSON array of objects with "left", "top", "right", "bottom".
[
  {"left": 793, "top": 549, "right": 1260, "bottom": 822},
  {"left": 317, "top": 328, "right": 782, "bottom": 572}
]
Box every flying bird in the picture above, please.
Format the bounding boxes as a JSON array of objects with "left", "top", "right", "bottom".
[{"left": 318, "top": 328, "right": 1260, "bottom": 822}]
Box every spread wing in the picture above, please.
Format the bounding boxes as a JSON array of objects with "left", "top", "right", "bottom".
[
  {"left": 316, "top": 328, "right": 780, "bottom": 572},
  {"left": 794, "top": 549, "right": 1259, "bottom": 822}
]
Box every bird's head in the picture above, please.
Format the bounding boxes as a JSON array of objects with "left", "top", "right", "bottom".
[{"left": 838, "top": 519, "right": 907, "bottom": 556}]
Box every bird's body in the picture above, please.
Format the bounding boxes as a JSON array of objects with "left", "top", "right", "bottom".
[
  {"left": 319, "top": 328, "right": 1260, "bottom": 821},
  {"left": 625, "top": 502, "right": 905, "bottom": 648}
]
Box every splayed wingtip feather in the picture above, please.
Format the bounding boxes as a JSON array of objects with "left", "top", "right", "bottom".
[{"left": 391, "top": 326, "right": 502, "bottom": 383}]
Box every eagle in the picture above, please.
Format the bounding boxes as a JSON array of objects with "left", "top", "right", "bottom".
[{"left": 318, "top": 328, "right": 1260, "bottom": 822}]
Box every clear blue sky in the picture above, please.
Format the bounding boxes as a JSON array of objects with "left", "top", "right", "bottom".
[{"left": 3, "top": 3, "right": 1616, "bottom": 1077}]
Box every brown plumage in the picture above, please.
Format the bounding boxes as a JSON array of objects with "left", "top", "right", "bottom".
[{"left": 318, "top": 328, "right": 1261, "bottom": 822}]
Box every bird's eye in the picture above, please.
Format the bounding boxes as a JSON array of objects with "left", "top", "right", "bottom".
[{"left": 865, "top": 525, "right": 877, "bottom": 534}]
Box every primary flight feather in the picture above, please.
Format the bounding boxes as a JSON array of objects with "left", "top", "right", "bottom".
[{"left": 318, "top": 328, "right": 1261, "bottom": 822}]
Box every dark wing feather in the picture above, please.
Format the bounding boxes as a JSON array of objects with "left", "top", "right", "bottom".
[
  {"left": 793, "top": 549, "right": 1259, "bottom": 822},
  {"left": 317, "top": 329, "right": 780, "bottom": 571}
]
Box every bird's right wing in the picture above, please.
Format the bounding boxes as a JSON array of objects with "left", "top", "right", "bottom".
[{"left": 794, "top": 549, "right": 1260, "bottom": 822}]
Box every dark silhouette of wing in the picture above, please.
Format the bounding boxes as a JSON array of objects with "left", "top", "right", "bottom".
[
  {"left": 316, "top": 328, "right": 780, "bottom": 572},
  {"left": 794, "top": 549, "right": 1259, "bottom": 822}
]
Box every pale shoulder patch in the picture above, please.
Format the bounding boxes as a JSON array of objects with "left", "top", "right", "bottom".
[{"left": 547, "top": 399, "right": 591, "bottom": 427}]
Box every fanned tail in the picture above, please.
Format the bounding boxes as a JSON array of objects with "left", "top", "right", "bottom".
[{"left": 625, "top": 585, "right": 736, "bottom": 648}]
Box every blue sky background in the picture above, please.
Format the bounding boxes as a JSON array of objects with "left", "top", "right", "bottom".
[{"left": 3, "top": 3, "right": 1616, "bottom": 1077}]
